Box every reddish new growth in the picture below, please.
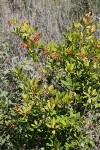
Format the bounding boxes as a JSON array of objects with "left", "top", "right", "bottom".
[
  {"left": 67, "top": 49, "right": 73, "bottom": 55},
  {"left": 85, "top": 11, "right": 92, "bottom": 18},
  {"left": 14, "top": 106, "right": 21, "bottom": 113},
  {"left": 96, "top": 45, "right": 100, "bottom": 49},
  {"left": 31, "top": 33, "right": 42, "bottom": 43},
  {"left": 49, "top": 51, "right": 62, "bottom": 60},
  {"left": 43, "top": 48, "right": 62, "bottom": 60},
  {"left": 21, "top": 41, "right": 29, "bottom": 49},
  {"left": 7, "top": 20, "right": 13, "bottom": 27},
  {"left": 21, "top": 20, "right": 30, "bottom": 26},
  {"left": 84, "top": 11, "right": 93, "bottom": 25},
  {"left": 86, "top": 18, "right": 92, "bottom": 25},
  {"left": 43, "top": 48, "right": 49, "bottom": 55}
]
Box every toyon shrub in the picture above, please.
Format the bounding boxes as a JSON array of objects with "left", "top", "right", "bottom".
[{"left": 0, "top": 13, "right": 100, "bottom": 150}]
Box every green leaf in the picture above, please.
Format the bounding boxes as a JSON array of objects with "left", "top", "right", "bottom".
[
  {"left": 88, "top": 98, "right": 91, "bottom": 104},
  {"left": 52, "top": 130, "right": 55, "bottom": 135},
  {"left": 61, "top": 80, "right": 71, "bottom": 87},
  {"left": 95, "top": 103, "right": 100, "bottom": 108}
]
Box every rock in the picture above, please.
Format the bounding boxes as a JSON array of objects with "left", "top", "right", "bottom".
[{"left": 0, "top": 0, "right": 72, "bottom": 42}]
